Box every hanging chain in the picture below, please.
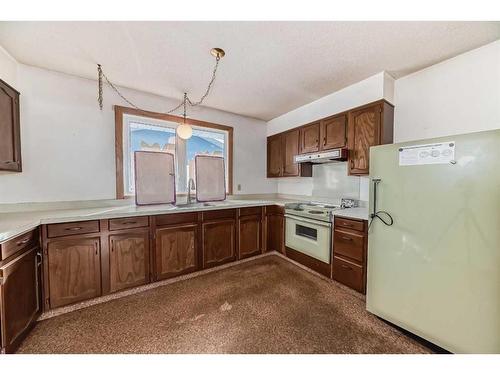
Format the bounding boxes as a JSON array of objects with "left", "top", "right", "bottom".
[
  {"left": 186, "top": 56, "right": 220, "bottom": 106},
  {"left": 97, "top": 56, "right": 221, "bottom": 115},
  {"left": 97, "top": 64, "right": 103, "bottom": 110}
]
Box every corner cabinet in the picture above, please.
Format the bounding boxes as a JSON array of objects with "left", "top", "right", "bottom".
[
  {"left": 267, "top": 131, "right": 312, "bottom": 178},
  {"left": 0, "top": 79, "right": 21, "bottom": 172},
  {"left": 0, "top": 229, "right": 41, "bottom": 354},
  {"left": 267, "top": 134, "right": 283, "bottom": 177},
  {"left": 347, "top": 101, "right": 394, "bottom": 175}
]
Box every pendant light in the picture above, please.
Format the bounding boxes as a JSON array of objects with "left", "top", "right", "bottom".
[{"left": 177, "top": 93, "right": 193, "bottom": 140}]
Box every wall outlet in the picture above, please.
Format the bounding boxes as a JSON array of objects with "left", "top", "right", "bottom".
[{"left": 237, "top": 184, "right": 241, "bottom": 191}]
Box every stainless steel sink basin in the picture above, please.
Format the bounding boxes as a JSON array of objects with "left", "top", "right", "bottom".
[{"left": 174, "top": 201, "right": 230, "bottom": 209}]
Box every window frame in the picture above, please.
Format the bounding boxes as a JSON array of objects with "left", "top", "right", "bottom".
[{"left": 114, "top": 105, "right": 233, "bottom": 199}]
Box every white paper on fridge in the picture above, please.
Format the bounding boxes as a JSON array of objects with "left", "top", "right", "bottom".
[{"left": 398, "top": 141, "right": 455, "bottom": 166}]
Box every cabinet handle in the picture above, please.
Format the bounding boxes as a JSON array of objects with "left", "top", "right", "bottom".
[
  {"left": 16, "top": 238, "right": 30, "bottom": 245},
  {"left": 341, "top": 264, "right": 351, "bottom": 270},
  {"left": 65, "top": 226, "right": 83, "bottom": 231},
  {"left": 36, "top": 252, "right": 43, "bottom": 267},
  {"left": 341, "top": 236, "right": 353, "bottom": 241},
  {"left": 323, "top": 137, "right": 326, "bottom": 146},
  {"left": 342, "top": 222, "right": 353, "bottom": 227},
  {"left": 121, "top": 221, "right": 137, "bottom": 225}
]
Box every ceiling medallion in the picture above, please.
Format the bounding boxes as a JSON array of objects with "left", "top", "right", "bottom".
[{"left": 97, "top": 48, "right": 226, "bottom": 140}]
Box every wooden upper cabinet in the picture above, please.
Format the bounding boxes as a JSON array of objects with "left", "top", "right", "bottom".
[
  {"left": 0, "top": 79, "right": 21, "bottom": 172},
  {"left": 282, "top": 129, "right": 300, "bottom": 177},
  {"left": 0, "top": 246, "right": 40, "bottom": 353},
  {"left": 108, "top": 230, "right": 149, "bottom": 293},
  {"left": 347, "top": 101, "right": 394, "bottom": 175},
  {"left": 299, "top": 122, "right": 320, "bottom": 154},
  {"left": 267, "top": 134, "right": 283, "bottom": 177},
  {"left": 202, "top": 219, "right": 236, "bottom": 268},
  {"left": 46, "top": 237, "right": 101, "bottom": 309},
  {"left": 155, "top": 224, "right": 198, "bottom": 280},
  {"left": 320, "top": 114, "right": 347, "bottom": 150}
]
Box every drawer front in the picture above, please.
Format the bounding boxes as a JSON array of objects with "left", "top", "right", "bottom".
[
  {"left": 202, "top": 209, "right": 236, "bottom": 221},
  {"left": 266, "top": 205, "right": 284, "bottom": 215},
  {"left": 239, "top": 206, "right": 262, "bottom": 217},
  {"left": 47, "top": 220, "right": 100, "bottom": 238},
  {"left": 333, "top": 229, "right": 365, "bottom": 263},
  {"left": 109, "top": 216, "right": 149, "bottom": 231},
  {"left": 335, "top": 217, "right": 365, "bottom": 232},
  {"left": 1, "top": 228, "right": 38, "bottom": 261},
  {"left": 155, "top": 212, "right": 198, "bottom": 227},
  {"left": 332, "top": 256, "right": 364, "bottom": 293}
]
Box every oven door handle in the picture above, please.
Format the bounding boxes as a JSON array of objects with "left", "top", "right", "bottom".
[{"left": 284, "top": 214, "right": 332, "bottom": 228}]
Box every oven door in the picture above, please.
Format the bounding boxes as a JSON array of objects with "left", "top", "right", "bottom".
[{"left": 285, "top": 215, "right": 332, "bottom": 263}]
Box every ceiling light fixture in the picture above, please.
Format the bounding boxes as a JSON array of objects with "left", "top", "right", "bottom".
[{"left": 97, "top": 47, "right": 225, "bottom": 140}]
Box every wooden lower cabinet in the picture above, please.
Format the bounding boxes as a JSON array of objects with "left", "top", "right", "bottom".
[
  {"left": 108, "top": 230, "right": 149, "bottom": 293},
  {"left": 238, "top": 214, "right": 262, "bottom": 259},
  {"left": 332, "top": 217, "right": 367, "bottom": 293},
  {"left": 202, "top": 219, "right": 236, "bottom": 268},
  {"left": 266, "top": 206, "right": 284, "bottom": 253},
  {"left": 155, "top": 224, "right": 198, "bottom": 280},
  {"left": 0, "top": 246, "right": 40, "bottom": 353},
  {"left": 46, "top": 237, "right": 101, "bottom": 309}
]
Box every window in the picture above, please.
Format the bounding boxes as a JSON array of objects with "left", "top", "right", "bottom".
[{"left": 116, "top": 107, "right": 232, "bottom": 198}]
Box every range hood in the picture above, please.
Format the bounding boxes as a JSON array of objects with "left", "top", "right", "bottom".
[{"left": 294, "top": 148, "right": 348, "bottom": 164}]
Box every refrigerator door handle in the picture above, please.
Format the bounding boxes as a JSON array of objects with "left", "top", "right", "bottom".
[{"left": 370, "top": 178, "right": 394, "bottom": 227}]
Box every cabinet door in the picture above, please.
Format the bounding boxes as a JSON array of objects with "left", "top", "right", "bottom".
[
  {"left": 0, "top": 79, "right": 21, "bottom": 172},
  {"left": 109, "top": 230, "right": 149, "bottom": 293},
  {"left": 282, "top": 129, "right": 300, "bottom": 177},
  {"left": 238, "top": 215, "right": 262, "bottom": 259},
  {"left": 0, "top": 247, "right": 40, "bottom": 353},
  {"left": 266, "top": 214, "right": 284, "bottom": 253},
  {"left": 320, "top": 114, "right": 346, "bottom": 150},
  {"left": 47, "top": 237, "right": 101, "bottom": 309},
  {"left": 348, "top": 103, "right": 381, "bottom": 175},
  {"left": 155, "top": 224, "right": 198, "bottom": 280},
  {"left": 202, "top": 219, "right": 236, "bottom": 268},
  {"left": 299, "top": 122, "right": 320, "bottom": 154},
  {"left": 267, "top": 134, "right": 283, "bottom": 177}
]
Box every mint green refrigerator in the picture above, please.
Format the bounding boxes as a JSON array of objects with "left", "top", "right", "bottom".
[{"left": 366, "top": 129, "right": 500, "bottom": 354}]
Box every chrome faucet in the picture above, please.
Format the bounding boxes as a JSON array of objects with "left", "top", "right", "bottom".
[{"left": 187, "top": 178, "right": 196, "bottom": 204}]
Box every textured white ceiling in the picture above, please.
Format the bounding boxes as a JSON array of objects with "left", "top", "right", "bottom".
[{"left": 0, "top": 21, "right": 498, "bottom": 120}]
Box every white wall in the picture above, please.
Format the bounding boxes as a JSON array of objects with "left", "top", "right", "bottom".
[
  {"left": 267, "top": 72, "right": 394, "bottom": 136},
  {"left": 0, "top": 56, "right": 275, "bottom": 203},
  {"left": 0, "top": 46, "right": 17, "bottom": 86},
  {"left": 394, "top": 40, "right": 500, "bottom": 142}
]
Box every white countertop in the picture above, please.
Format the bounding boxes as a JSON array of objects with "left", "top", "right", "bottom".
[{"left": 0, "top": 198, "right": 368, "bottom": 243}]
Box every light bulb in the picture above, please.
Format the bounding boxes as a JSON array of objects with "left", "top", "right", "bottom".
[{"left": 177, "top": 123, "right": 193, "bottom": 140}]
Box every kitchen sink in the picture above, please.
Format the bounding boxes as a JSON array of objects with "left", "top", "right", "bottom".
[{"left": 174, "top": 201, "right": 231, "bottom": 209}]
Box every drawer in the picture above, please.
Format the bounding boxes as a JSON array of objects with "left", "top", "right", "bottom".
[
  {"left": 202, "top": 209, "right": 236, "bottom": 221},
  {"left": 47, "top": 220, "right": 100, "bottom": 238},
  {"left": 1, "top": 228, "right": 38, "bottom": 261},
  {"left": 109, "top": 216, "right": 149, "bottom": 231},
  {"left": 332, "top": 256, "right": 364, "bottom": 293},
  {"left": 335, "top": 217, "right": 365, "bottom": 232},
  {"left": 266, "top": 205, "right": 284, "bottom": 215},
  {"left": 155, "top": 212, "right": 198, "bottom": 227},
  {"left": 333, "top": 229, "right": 365, "bottom": 263},
  {"left": 239, "top": 206, "right": 262, "bottom": 217}
]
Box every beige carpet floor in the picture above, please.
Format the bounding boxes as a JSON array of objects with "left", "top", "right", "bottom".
[{"left": 18, "top": 255, "right": 432, "bottom": 354}]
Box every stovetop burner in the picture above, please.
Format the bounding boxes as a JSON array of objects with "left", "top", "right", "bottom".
[{"left": 293, "top": 208, "right": 304, "bottom": 211}]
